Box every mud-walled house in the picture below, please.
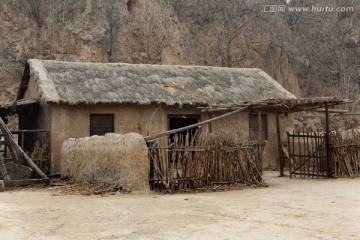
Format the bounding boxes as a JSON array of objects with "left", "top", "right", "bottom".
[{"left": 8, "top": 59, "right": 296, "bottom": 174}]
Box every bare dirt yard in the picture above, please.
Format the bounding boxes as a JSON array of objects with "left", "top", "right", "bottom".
[{"left": 1, "top": 172, "right": 360, "bottom": 240}]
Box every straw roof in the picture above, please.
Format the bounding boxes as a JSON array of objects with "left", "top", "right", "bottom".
[{"left": 20, "top": 59, "right": 295, "bottom": 106}]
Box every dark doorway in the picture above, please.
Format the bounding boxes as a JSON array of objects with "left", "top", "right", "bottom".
[{"left": 168, "top": 114, "right": 200, "bottom": 144}]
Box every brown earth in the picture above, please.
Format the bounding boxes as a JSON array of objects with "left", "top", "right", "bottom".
[{"left": 0, "top": 171, "right": 359, "bottom": 239}]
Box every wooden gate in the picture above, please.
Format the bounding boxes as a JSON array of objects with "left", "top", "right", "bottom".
[{"left": 287, "top": 131, "right": 329, "bottom": 178}]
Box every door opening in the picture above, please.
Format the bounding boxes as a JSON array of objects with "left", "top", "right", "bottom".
[{"left": 168, "top": 115, "right": 200, "bottom": 144}]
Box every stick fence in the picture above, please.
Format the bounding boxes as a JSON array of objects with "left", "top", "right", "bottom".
[
  {"left": 148, "top": 132, "right": 264, "bottom": 192},
  {"left": 330, "top": 130, "right": 360, "bottom": 178}
]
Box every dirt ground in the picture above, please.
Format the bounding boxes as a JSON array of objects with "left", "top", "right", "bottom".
[{"left": 1, "top": 172, "right": 360, "bottom": 240}]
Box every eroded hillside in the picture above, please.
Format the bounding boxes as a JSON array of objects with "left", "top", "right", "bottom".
[{"left": 0, "top": 0, "right": 359, "bottom": 108}]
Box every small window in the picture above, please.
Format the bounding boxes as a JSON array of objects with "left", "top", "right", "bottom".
[
  {"left": 249, "top": 114, "right": 267, "bottom": 141},
  {"left": 90, "top": 114, "right": 114, "bottom": 136}
]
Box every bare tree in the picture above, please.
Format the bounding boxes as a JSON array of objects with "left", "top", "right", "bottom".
[
  {"left": 192, "top": 1, "right": 259, "bottom": 67},
  {"left": 133, "top": 0, "right": 167, "bottom": 64},
  {"left": 105, "top": 0, "right": 130, "bottom": 62},
  {"left": 211, "top": 5, "right": 257, "bottom": 67},
  {"left": 27, "top": 0, "right": 43, "bottom": 29}
]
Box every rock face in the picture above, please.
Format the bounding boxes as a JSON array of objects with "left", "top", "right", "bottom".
[
  {"left": 1, "top": 0, "right": 359, "bottom": 107},
  {"left": 61, "top": 133, "right": 149, "bottom": 192},
  {"left": 0, "top": 0, "right": 302, "bottom": 105},
  {"left": 0, "top": 0, "right": 191, "bottom": 103}
]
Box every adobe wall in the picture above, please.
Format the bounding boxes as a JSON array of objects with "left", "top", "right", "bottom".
[
  {"left": 61, "top": 133, "right": 149, "bottom": 192},
  {"left": 51, "top": 104, "right": 207, "bottom": 173},
  {"left": 263, "top": 113, "right": 294, "bottom": 169},
  {"left": 201, "top": 111, "right": 294, "bottom": 169},
  {"left": 50, "top": 103, "right": 294, "bottom": 173}
]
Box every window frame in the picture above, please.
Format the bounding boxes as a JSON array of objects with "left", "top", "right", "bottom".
[{"left": 90, "top": 114, "right": 115, "bottom": 136}]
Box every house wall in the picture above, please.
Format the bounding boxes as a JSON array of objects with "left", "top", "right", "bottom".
[
  {"left": 263, "top": 113, "right": 294, "bottom": 169},
  {"left": 51, "top": 103, "right": 215, "bottom": 173},
  {"left": 209, "top": 111, "right": 294, "bottom": 169},
  {"left": 49, "top": 103, "right": 294, "bottom": 174}
]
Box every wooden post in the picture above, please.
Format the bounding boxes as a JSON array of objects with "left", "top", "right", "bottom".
[
  {"left": 258, "top": 113, "right": 262, "bottom": 170},
  {"left": 276, "top": 114, "right": 284, "bottom": 176},
  {"left": 21, "top": 131, "right": 25, "bottom": 151},
  {"left": 0, "top": 157, "right": 11, "bottom": 183},
  {"left": 325, "top": 104, "right": 332, "bottom": 178},
  {"left": 287, "top": 131, "right": 292, "bottom": 178},
  {"left": 207, "top": 112, "right": 212, "bottom": 133}
]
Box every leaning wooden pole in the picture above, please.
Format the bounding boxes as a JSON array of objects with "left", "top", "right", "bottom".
[{"left": 145, "top": 106, "right": 249, "bottom": 141}]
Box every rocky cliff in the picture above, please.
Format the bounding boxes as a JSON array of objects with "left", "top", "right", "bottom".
[{"left": 0, "top": 0, "right": 359, "bottom": 106}]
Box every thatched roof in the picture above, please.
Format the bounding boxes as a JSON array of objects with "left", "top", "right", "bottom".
[{"left": 19, "top": 59, "right": 295, "bottom": 106}]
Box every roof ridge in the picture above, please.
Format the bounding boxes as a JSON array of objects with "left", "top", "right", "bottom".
[{"left": 34, "top": 59, "right": 262, "bottom": 72}]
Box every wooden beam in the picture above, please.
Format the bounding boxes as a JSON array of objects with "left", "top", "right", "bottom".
[
  {"left": 198, "top": 97, "right": 352, "bottom": 114},
  {"left": 307, "top": 108, "right": 348, "bottom": 113},
  {"left": 201, "top": 106, "right": 245, "bottom": 112},
  {"left": 8, "top": 178, "right": 50, "bottom": 186},
  {"left": 10, "top": 129, "right": 49, "bottom": 133},
  {"left": 325, "top": 104, "right": 332, "bottom": 178},
  {"left": 145, "top": 106, "right": 249, "bottom": 141},
  {"left": 276, "top": 114, "right": 284, "bottom": 177}
]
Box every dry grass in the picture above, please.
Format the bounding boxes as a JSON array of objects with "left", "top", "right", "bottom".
[{"left": 27, "top": 59, "right": 295, "bottom": 105}]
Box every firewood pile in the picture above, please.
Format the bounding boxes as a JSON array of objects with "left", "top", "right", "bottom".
[
  {"left": 330, "top": 130, "right": 360, "bottom": 178},
  {"left": 148, "top": 132, "right": 264, "bottom": 192}
]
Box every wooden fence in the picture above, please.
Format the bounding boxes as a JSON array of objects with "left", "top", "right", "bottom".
[
  {"left": 330, "top": 130, "right": 360, "bottom": 178},
  {"left": 287, "top": 131, "right": 327, "bottom": 178},
  {"left": 286, "top": 130, "right": 360, "bottom": 178},
  {"left": 148, "top": 132, "right": 264, "bottom": 192}
]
